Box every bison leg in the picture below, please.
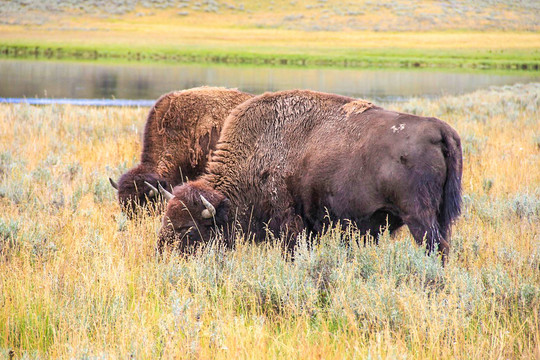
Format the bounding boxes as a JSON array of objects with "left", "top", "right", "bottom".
[
  {"left": 405, "top": 218, "right": 449, "bottom": 262},
  {"left": 357, "top": 210, "right": 404, "bottom": 244},
  {"left": 369, "top": 210, "right": 404, "bottom": 237},
  {"left": 278, "top": 212, "right": 306, "bottom": 255}
]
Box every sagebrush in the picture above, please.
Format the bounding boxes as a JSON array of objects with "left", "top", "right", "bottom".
[{"left": 0, "top": 83, "right": 538, "bottom": 358}]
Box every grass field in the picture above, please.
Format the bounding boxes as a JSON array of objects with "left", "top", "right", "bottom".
[
  {"left": 0, "top": 83, "right": 539, "bottom": 358},
  {"left": 2, "top": 0, "right": 538, "bottom": 31},
  {"left": 1, "top": 0, "right": 539, "bottom": 69},
  {"left": 2, "top": 28, "right": 540, "bottom": 69}
]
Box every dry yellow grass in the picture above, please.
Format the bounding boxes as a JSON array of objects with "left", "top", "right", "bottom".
[
  {"left": 2, "top": 24, "right": 538, "bottom": 53},
  {"left": 0, "top": 84, "right": 539, "bottom": 358},
  {"left": 2, "top": 2, "right": 539, "bottom": 69},
  {"left": 2, "top": 0, "right": 538, "bottom": 32},
  {"left": 2, "top": 0, "right": 540, "bottom": 52},
  {"left": 2, "top": 0, "right": 538, "bottom": 69}
]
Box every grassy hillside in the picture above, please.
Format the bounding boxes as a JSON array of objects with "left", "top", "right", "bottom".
[
  {"left": 0, "top": 0, "right": 539, "bottom": 68},
  {"left": 0, "top": 83, "right": 539, "bottom": 358},
  {"left": 1, "top": 0, "right": 539, "bottom": 31}
]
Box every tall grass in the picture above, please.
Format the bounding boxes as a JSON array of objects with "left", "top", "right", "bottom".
[{"left": 0, "top": 84, "right": 539, "bottom": 358}]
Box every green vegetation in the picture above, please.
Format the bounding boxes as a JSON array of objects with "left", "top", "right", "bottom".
[
  {"left": 0, "top": 84, "right": 538, "bottom": 358},
  {"left": 0, "top": 0, "right": 539, "bottom": 69},
  {"left": 1, "top": 41, "right": 539, "bottom": 70}
]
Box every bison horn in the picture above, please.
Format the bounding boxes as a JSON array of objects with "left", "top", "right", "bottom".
[
  {"left": 158, "top": 183, "right": 175, "bottom": 201},
  {"left": 109, "top": 177, "right": 119, "bottom": 190},
  {"left": 200, "top": 194, "right": 216, "bottom": 218},
  {"left": 144, "top": 181, "right": 159, "bottom": 198},
  {"left": 144, "top": 181, "right": 175, "bottom": 201}
]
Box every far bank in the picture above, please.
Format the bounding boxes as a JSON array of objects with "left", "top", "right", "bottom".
[{"left": 1, "top": 26, "right": 539, "bottom": 70}]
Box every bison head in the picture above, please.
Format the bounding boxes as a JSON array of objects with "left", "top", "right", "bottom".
[
  {"left": 154, "top": 180, "right": 230, "bottom": 253},
  {"left": 109, "top": 168, "right": 170, "bottom": 216}
]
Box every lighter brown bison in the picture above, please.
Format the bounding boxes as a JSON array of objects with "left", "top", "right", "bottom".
[
  {"left": 109, "top": 87, "right": 252, "bottom": 215},
  {"left": 154, "top": 90, "right": 462, "bottom": 262}
]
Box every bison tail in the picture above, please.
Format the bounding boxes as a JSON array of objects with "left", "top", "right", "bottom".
[{"left": 438, "top": 125, "right": 463, "bottom": 241}]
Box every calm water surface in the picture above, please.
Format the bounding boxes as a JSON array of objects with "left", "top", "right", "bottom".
[{"left": 1, "top": 59, "right": 538, "bottom": 103}]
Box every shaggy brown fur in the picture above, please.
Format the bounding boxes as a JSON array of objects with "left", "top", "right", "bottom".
[
  {"left": 111, "top": 87, "right": 252, "bottom": 214},
  {"left": 159, "top": 90, "right": 462, "bottom": 262}
]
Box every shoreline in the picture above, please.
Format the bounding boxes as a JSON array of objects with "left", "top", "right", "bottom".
[
  {"left": 2, "top": 43, "right": 538, "bottom": 71},
  {"left": 1, "top": 26, "right": 538, "bottom": 71}
]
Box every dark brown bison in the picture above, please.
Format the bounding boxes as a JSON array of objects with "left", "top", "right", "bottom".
[
  {"left": 109, "top": 87, "right": 252, "bottom": 214},
  {"left": 153, "top": 89, "right": 462, "bottom": 261}
]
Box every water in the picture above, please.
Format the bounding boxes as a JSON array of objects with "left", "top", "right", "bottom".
[
  {"left": 1, "top": 59, "right": 538, "bottom": 104},
  {"left": 0, "top": 98, "right": 156, "bottom": 107}
]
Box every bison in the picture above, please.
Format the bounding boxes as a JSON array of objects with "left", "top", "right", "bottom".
[
  {"left": 109, "top": 87, "right": 252, "bottom": 215},
  {"left": 153, "top": 89, "right": 462, "bottom": 261}
]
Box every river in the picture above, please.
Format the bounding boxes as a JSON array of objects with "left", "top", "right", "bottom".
[{"left": 1, "top": 59, "right": 538, "bottom": 104}]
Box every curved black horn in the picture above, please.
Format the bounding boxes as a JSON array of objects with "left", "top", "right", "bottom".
[{"left": 109, "top": 177, "right": 119, "bottom": 190}]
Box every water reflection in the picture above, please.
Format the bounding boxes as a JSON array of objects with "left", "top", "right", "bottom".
[
  {"left": 0, "top": 59, "right": 538, "bottom": 102},
  {"left": 93, "top": 72, "right": 119, "bottom": 99}
]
